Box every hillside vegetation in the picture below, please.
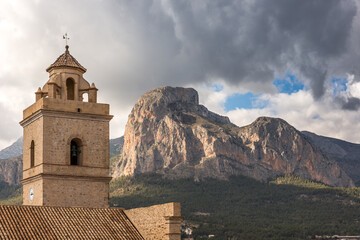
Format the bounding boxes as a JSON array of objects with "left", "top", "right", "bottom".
[
  {"left": 0, "top": 181, "right": 22, "bottom": 205},
  {"left": 110, "top": 174, "right": 360, "bottom": 240},
  {"left": 2, "top": 172, "right": 360, "bottom": 239}
]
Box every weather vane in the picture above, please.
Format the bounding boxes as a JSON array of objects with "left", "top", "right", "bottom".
[{"left": 63, "top": 33, "right": 70, "bottom": 46}]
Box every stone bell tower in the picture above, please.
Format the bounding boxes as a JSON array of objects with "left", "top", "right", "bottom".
[{"left": 20, "top": 45, "right": 113, "bottom": 208}]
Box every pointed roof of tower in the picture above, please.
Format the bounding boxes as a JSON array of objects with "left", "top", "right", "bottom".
[{"left": 46, "top": 45, "right": 87, "bottom": 73}]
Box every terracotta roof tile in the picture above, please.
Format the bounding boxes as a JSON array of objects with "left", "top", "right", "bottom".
[
  {"left": 0, "top": 205, "right": 144, "bottom": 239},
  {"left": 46, "top": 45, "right": 87, "bottom": 73}
]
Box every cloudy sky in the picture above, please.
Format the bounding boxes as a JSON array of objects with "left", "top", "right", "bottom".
[{"left": 1, "top": 0, "right": 360, "bottom": 149}]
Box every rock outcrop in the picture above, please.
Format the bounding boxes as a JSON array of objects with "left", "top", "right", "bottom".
[
  {"left": 110, "top": 136, "right": 124, "bottom": 158},
  {"left": 113, "top": 86, "right": 354, "bottom": 187},
  {"left": 0, "top": 138, "right": 23, "bottom": 185},
  {"left": 302, "top": 131, "right": 360, "bottom": 186},
  {"left": 0, "top": 156, "right": 22, "bottom": 185}
]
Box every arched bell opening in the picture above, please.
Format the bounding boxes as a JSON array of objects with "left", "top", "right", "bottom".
[
  {"left": 70, "top": 138, "right": 82, "bottom": 165},
  {"left": 82, "top": 92, "right": 89, "bottom": 102},
  {"left": 66, "top": 78, "right": 75, "bottom": 100}
]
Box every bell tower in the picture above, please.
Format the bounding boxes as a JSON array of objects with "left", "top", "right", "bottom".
[{"left": 20, "top": 45, "right": 113, "bottom": 208}]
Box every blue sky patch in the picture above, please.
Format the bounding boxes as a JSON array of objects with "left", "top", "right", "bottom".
[
  {"left": 211, "top": 83, "right": 224, "bottom": 92},
  {"left": 224, "top": 92, "right": 268, "bottom": 111},
  {"left": 331, "top": 77, "right": 348, "bottom": 96},
  {"left": 273, "top": 73, "right": 305, "bottom": 94}
]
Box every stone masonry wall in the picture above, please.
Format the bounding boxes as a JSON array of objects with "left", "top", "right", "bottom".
[
  {"left": 23, "top": 117, "right": 43, "bottom": 171},
  {"left": 125, "top": 202, "right": 183, "bottom": 240},
  {"left": 42, "top": 177, "right": 109, "bottom": 207},
  {"left": 22, "top": 178, "right": 43, "bottom": 206},
  {"left": 22, "top": 116, "right": 44, "bottom": 205},
  {"left": 43, "top": 115, "right": 109, "bottom": 168}
]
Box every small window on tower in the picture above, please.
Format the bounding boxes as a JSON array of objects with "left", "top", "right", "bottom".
[
  {"left": 70, "top": 139, "right": 82, "bottom": 165},
  {"left": 66, "top": 78, "right": 75, "bottom": 100},
  {"left": 30, "top": 141, "right": 35, "bottom": 168}
]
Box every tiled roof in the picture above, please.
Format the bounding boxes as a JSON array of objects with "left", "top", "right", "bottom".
[
  {"left": 0, "top": 205, "right": 144, "bottom": 239},
  {"left": 46, "top": 45, "right": 87, "bottom": 73}
]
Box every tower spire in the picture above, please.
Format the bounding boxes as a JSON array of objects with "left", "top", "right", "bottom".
[{"left": 63, "top": 33, "right": 70, "bottom": 47}]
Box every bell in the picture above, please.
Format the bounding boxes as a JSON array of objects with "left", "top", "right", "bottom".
[{"left": 71, "top": 145, "right": 77, "bottom": 156}]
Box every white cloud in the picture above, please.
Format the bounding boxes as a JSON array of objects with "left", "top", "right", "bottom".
[
  {"left": 206, "top": 87, "right": 360, "bottom": 144},
  {"left": 347, "top": 78, "right": 360, "bottom": 98}
]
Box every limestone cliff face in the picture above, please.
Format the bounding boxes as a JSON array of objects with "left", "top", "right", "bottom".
[
  {"left": 302, "top": 131, "right": 360, "bottom": 186},
  {"left": 0, "top": 138, "right": 23, "bottom": 185},
  {"left": 113, "top": 86, "right": 354, "bottom": 187},
  {"left": 0, "top": 156, "right": 22, "bottom": 185}
]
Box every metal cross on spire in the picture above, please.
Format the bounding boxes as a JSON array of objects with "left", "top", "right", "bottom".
[{"left": 63, "top": 33, "right": 70, "bottom": 46}]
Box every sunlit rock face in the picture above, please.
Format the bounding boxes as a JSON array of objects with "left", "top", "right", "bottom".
[{"left": 113, "top": 86, "right": 354, "bottom": 188}]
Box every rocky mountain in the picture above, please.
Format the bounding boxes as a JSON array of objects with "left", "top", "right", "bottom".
[
  {"left": 113, "top": 86, "right": 354, "bottom": 187},
  {"left": 0, "top": 156, "right": 22, "bottom": 185},
  {"left": 0, "top": 137, "right": 23, "bottom": 160},
  {"left": 0, "top": 138, "right": 23, "bottom": 185},
  {"left": 302, "top": 131, "right": 360, "bottom": 186},
  {"left": 110, "top": 136, "right": 124, "bottom": 158}
]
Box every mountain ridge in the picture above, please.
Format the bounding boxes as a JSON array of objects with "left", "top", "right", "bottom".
[
  {"left": 302, "top": 131, "right": 360, "bottom": 185},
  {"left": 0, "top": 137, "right": 23, "bottom": 160},
  {"left": 113, "top": 86, "right": 354, "bottom": 187}
]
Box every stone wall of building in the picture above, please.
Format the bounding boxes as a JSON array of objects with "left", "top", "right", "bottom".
[
  {"left": 22, "top": 178, "right": 43, "bottom": 206},
  {"left": 125, "top": 202, "right": 183, "bottom": 240},
  {"left": 22, "top": 115, "right": 44, "bottom": 206},
  {"left": 22, "top": 117, "right": 43, "bottom": 171},
  {"left": 42, "top": 177, "right": 109, "bottom": 207},
  {"left": 43, "top": 115, "right": 110, "bottom": 168}
]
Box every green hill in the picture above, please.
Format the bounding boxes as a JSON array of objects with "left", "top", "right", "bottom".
[
  {"left": 0, "top": 181, "right": 22, "bottom": 205},
  {"left": 110, "top": 173, "right": 360, "bottom": 240}
]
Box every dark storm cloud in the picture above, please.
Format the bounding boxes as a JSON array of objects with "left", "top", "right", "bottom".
[
  {"left": 166, "top": 0, "right": 356, "bottom": 95},
  {"left": 99, "top": 0, "right": 357, "bottom": 105},
  {"left": 341, "top": 97, "right": 360, "bottom": 111}
]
